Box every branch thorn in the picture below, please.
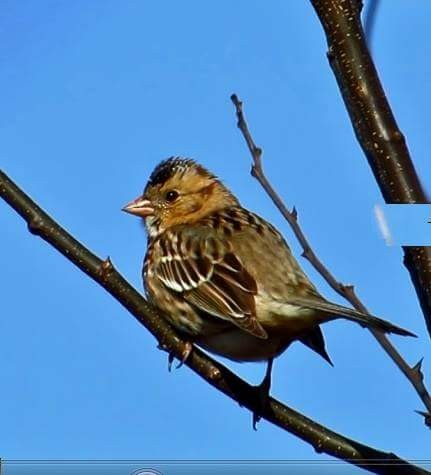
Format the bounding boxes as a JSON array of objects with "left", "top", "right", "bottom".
[
  {"left": 341, "top": 284, "right": 355, "bottom": 294},
  {"left": 412, "top": 357, "right": 424, "bottom": 378},
  {"left": 415, "top": 410, "right": 431, "bottom": 428},
  {"left": 98, "top": 257, "right": 113, "bottom": 281},
  {"left": 301, "top": 248, "right": 311, "bottom": 260},
  {"left": 230, "top": 93, "right": 241, "bottom": 107},
  {"left": 27, "top": 215, "right": 44, "bottom": 235}
]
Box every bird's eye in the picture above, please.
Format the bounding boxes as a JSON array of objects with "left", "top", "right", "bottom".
[{"left": 165, "top": 190, "right": 179, "bottom": 202}]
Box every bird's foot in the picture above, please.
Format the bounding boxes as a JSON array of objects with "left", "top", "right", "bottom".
[
  {"left": 157, "top": 341, "right": 193, "bottom": 371},
  {"left": 251, "top": 358, "right": 274, "bottom": 430},
  {"left": 165, "top": 341, "right": 193, "bottom": 371},
  {"left": 251, "top": 376, "right": 271, "bottom": 430}
]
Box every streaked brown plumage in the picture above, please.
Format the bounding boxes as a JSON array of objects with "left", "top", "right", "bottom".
[{"left": 123, "top": 157, "right": 413, "bottom": 423}]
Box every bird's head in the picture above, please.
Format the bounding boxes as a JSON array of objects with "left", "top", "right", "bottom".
[{"left": 123, "top": 157, "right": 239, "bottom": 236}]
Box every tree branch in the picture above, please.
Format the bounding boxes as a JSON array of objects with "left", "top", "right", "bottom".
[
  {"left": 0, "top": 172, "right": 429, "bottom": 474},
  {"left": 230, "top": 93, "right": 431, "bottom": 428},
  {"left": 308, "top": 0, "right": 431, "bottom": 342}
]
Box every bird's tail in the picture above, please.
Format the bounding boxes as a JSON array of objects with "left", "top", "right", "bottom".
[
  {"left": 291, "top": 298, "right": 416, "bottom": 337},
  {"left": 331, "top": 304, "right": 415, "bottom": 337}
]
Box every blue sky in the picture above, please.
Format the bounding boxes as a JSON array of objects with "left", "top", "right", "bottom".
[{"left": 1, "top": 0, "right": 430, "bottom": 471}]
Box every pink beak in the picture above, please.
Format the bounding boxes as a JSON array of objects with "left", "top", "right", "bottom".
[{"left": 122, "top": 195, "right": 154, "bottom": 217}]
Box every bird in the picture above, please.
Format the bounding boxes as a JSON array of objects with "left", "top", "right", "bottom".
[{"left": 123, "top": 157, "right": 414, "bottom": 426}]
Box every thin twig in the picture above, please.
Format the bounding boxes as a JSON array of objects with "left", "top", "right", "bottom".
[
  {"left": 1, "top": 171, "right": 429, "bottom": 474},
  {"left": 230, "top": 93, "right": 431, "bottom": 428}
]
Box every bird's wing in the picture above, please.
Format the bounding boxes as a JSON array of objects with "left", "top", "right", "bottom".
[{"left": 154, "top": 229, "right": 267, "bottom": 339}]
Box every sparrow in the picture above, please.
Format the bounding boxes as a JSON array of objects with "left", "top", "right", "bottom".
[{"left": 123, "top": 157, "right": 414, "bottom": 425}]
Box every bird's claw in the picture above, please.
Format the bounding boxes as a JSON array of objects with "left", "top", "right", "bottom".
[
  {"left": 250, "top": 359, "right": 273, "bottom": 430},
  {"left": 251, "top": 376, "right": 271, "bottom": 430},
  {"left": 165, "top": 342, "right": 193, "bottom": 371},
  {"left": 168, "top": 352, "right": 175, "bottom": 372},
  {"left": 176, "top": 341, "right": 193, "bottom": 369}
]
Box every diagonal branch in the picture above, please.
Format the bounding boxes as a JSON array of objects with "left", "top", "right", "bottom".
[
  {"left": 230, "top": 93, "right": 431, "bottom": 429},
  {"left": 0, "top": 171, "right": 429, "bottom": 474},
  {"left": 308, "top": 0, "right": 431, "bottom": 342}
]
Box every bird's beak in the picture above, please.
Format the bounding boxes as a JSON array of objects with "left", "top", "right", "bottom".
[{"left": 122, "top": 195, "right": 154, "bottom": 217}]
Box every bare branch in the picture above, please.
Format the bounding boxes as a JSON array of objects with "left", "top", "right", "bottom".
[
  {"left": 230, "top": 94, "right": 431, "bottom": 428},
  {"left": 308, "top": 0, "right": 431, "bottom": 341},
  {"left": 0, "top": 170, "right": 429, "bottom": 474}
]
